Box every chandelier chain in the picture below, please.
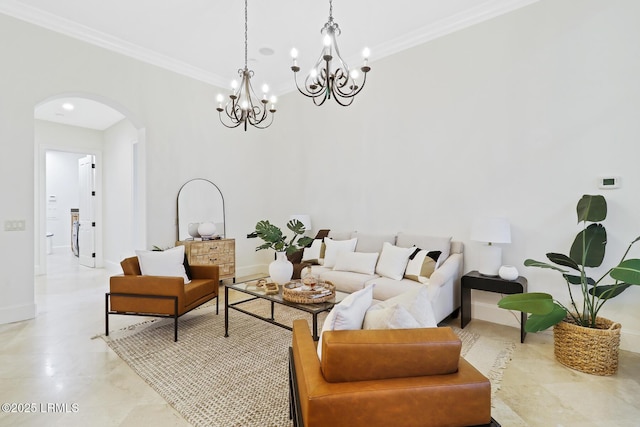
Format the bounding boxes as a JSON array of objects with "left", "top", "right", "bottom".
[{"left": 244, "top": 0, "right": 248, "bottom": 69}]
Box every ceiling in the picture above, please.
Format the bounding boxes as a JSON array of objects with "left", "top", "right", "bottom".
[
  {"left": 5, "top": 0, "right": 539, "bottom": 129},
  {"left": 35, "top": 97, "right": 125, "bottom": 131}
]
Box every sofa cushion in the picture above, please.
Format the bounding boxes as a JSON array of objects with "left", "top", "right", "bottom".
[
  {"left": 323, "top": 237, "right": 357, "bottom": 268},
  {"left": 367, "top": 277, "right": 424, "bottom": 301},
  {"left": 368, "top": 286, "right": 437, "bottom": 328},
  {"left": 353, "top": 232, "right": 396, "bottom": 253},
  {"left": 363, "top": 304, "right": 421, "bottom": 330},
  {"left": 375, "top": 242, "right": 414, "bottom": 280},
  {"left": 135, "top": 246, "right": 190, "bottom": 284},
  {"left": 333, "top": 251, "right": 379, "bottom": 275},
  {"left": 396, "top": 233, "right": 452, "bottom": 266},
  {"left": 319, "top": 270, "right": 374, "bottom": 294},
  {"left": 317, "top": 284, "right": 374, "bottom": 360},
  {"left": 184, "top": 279, "right": 216, "bottom": 307},
  {"left": 404, "top": 249, "right": 439, "bottom": 283},
  {"left": 320, "top": 326, "right": 462, "bottom": 382}
]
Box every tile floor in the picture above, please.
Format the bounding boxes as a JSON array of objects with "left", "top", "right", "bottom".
[{"left": 0, "top": 251, "right": 639, "bottom": 426}]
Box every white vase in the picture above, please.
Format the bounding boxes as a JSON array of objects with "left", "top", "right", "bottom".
[
  {"left": 188, "top": 223, "right": 201, "bottom": 238},
  {"left": 269, "top": 252, "right": 293, "bottom": 285},
  {"left": 499, "top": 265, "right": 519, "bottom": 281},
  {"left": 198, "top": 222, "right": 217, "bottom": 239}
]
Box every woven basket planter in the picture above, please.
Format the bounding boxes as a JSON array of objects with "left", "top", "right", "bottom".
[{"left": 553, "top": 315, "right": 621, "bottom": 376}]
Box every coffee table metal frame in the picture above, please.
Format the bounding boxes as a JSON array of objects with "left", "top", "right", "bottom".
[{"left": 224, "top": 278, "right": 346, "bottom": 341}]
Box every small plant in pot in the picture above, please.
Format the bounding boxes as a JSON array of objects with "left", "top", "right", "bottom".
[
  {"left": 498, "top": 194, "right": 640, "bottom": 375},
  {"left": 254, "top": 219, "right": 313, "bottom": 284}
]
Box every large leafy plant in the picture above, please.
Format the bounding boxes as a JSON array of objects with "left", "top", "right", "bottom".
[
  {"left": 499, "top": 195, "right": 640, "bottom": 332},
  {"left": 254, "top": 219, "right": 313, "bottom": 256}
]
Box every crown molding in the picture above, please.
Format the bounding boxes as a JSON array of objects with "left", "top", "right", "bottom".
[
  {"left": 0, "top": 0, "right": 539, "bottom": 95},
  {"left": 372, "top": 0, "right": 540, "bottom": 62},
  {"left": 0, "top": 0, "right": 229, "bottom": 89}
]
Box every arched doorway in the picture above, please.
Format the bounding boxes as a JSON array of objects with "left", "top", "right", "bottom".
[{"left": 34, "top": 93, "right": 147, "bottom": 275}]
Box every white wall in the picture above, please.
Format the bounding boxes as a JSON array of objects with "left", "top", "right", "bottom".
[
  {"left": 103, "top": 118, "right": 137, "bottom": 268},
  {"left": 1, "top": 0, "right": 638, "bottom": 350},
  {"left": 0, "top": 10, "right": 275, "bottom": 324},
  {"left": 274, "top": 0, "right": 640, "bottom": 350}
]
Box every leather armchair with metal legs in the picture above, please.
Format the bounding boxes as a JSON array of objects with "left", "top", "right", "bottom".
[{"left": 106, "top": 256, "right": 219, "bottom": 341}]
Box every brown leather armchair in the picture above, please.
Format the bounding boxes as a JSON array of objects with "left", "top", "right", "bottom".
[
  {"left": 105, "top": 256, "right": 219, "bottom": 341},
  {"left": 289, "top": 319, "right": 496, "bottom": 427}
]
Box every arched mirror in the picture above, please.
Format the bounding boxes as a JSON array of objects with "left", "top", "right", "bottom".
[{"left": 176, "top": 179, "right": 225, "bottom": 241}]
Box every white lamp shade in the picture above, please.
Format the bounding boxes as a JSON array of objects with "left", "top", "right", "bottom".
[
  {"left": 289, "top": 214, "right": 312, "bottom": 234},
  {"left": 470, "top": 217, "right": 511, "bottom": 244}
]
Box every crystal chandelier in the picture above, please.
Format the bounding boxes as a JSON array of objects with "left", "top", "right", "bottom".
[
  {"left": 216, "top": 0, "right": 276, "bottom": 130},
  {"left": 290, "top": 0, "right": 371, "bottom": 107}
]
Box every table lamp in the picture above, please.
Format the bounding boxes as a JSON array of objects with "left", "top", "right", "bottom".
[{"left": 470, "top": 217, "right": 511, "bottom": 276}]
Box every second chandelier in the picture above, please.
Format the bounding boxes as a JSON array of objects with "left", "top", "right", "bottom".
[{"left": 290, "top": 0, "right": 371, "bottom": 107}]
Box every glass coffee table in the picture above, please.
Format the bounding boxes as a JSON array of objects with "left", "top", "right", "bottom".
[{"left": 224, "top": 276, "right": 347, "bottom": 341}]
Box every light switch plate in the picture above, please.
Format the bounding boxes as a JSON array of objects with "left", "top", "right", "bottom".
[{"left": 4, "top": 220, "right": 26, "bottom": 231}]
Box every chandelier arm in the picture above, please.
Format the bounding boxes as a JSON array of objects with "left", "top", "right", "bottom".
[
  {"left": 332, "top": 68, "right": 369, "bottom": 99},
  {"left": 250, "top": 113, "right": 274, "bottom": 129},
  {"left": 313, "top": 95, "right": 329, "bottom": 107},
  {"left": 292, "top": 80, "right": 324, "bottom": 99},
  {"left": 217, "top": 111, "right": 244, "bottom": 129},
  {"left": 332, "top": 69, "right": 351, "bottom": 92},
  {"left": 232, "top": 107, "right": 246, "bottom": 124},
  {"left": 291, "top": 72, "right": 313, "bottom": 96},
  {"left": 298, "top": 69, "right": 327, "bottom": 98}
]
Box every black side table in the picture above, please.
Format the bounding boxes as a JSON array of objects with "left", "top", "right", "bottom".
[{"left": 461, "top": 270, "right": 528, "bottom": 343}]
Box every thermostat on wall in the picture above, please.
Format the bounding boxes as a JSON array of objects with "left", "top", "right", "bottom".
[{"left": 598, "top": 176, "right": 621, "bottom": 189}]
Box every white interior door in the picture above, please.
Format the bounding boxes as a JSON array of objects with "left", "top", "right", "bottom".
[{"left": 78, "top": 155, "right": 96, "bottom": 268}]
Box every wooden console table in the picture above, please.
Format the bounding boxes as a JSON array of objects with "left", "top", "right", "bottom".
[
  {"left": 461, "top": 270, "right": 528, "bottom": 343},
  {"left": 177, "top": 239, "right": 235, "bottom": 282}
]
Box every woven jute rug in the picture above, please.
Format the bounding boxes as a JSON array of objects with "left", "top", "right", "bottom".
[{"left": 103, "top": 298, "right": 514, "bottom": 427}]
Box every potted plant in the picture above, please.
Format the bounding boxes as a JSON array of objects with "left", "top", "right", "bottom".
[
  {"left": 498, "top": 194, "right": 640, "bottom": 375},
  {"left": 254, "top": 219, "right": 313, "bottom": 284}
]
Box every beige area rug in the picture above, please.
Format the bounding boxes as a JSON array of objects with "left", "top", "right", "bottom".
[{"left": 103, "top": 299, "right": 514, "bottom": 427}]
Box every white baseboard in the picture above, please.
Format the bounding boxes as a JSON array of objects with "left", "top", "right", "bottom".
[
  {"left": 470, "top": 301, "right": 640, "bottom": 353},
  {"left": 0, "top": 303, "right": 37, "bottom": 325},
  {"left": 235, "top": 264, "right": 267, "bottom": 279}
]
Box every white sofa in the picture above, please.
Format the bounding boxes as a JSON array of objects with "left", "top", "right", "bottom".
[{"left": 304, "top": 231, "right": 463, "bottom": 323}]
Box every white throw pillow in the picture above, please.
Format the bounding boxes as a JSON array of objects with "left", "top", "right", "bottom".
[
  {"left": 302, "top": 239, "right": 323, "bottom": 262},
  {"left": 323, "top": 237, "right": 358, "bottom": 268},
  {"left": 317, "top": 284, "right": 374, "bottom": 360},
  {"left": 375, "top": 242, "right": 414, "bottom": 280},
  {"left": 135, "top": 245, "right": 190, "bottom": 284},
  {"left": 363, "top": 304, "right": 421, "bottom": 330},
  {"left": 368, "top": 287, "right": 436, "bottom": 328},
  {"left": 333, "top": 251, "right": 379, "bottom": 275}
]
